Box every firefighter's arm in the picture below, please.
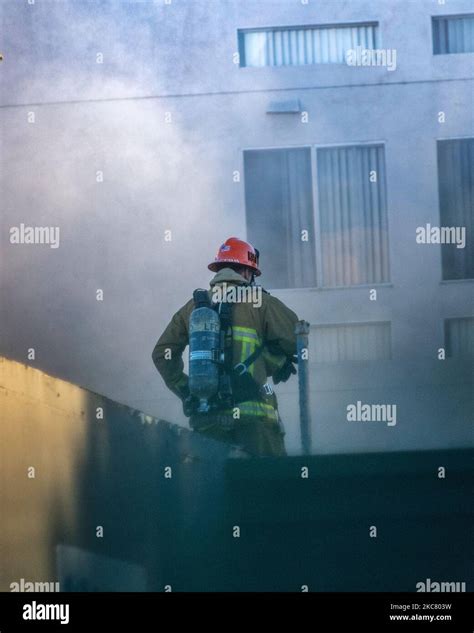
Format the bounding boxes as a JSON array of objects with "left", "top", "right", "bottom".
[
  {"left": 263, "top": 297, "right": 299, "bottom": 383},
  {"left": 264, "top": 296, "right": 299, "bottom": 357},
  {"left": 152, "top": 305, "right": 190, "bottom": 399}
]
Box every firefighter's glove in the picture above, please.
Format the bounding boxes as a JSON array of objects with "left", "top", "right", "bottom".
[
  {"left": 177, "top": 384, "right": 198, "bottom": 417},
  {"left": 182, "top": 394, "right": 199, "bottom": 417},
  {"left": 273, "top": 355, "right": 297, "bottom": 384}
]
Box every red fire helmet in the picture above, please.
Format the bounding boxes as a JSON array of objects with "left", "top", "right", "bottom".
[{"left": 208, "top": 237, "right": 261, "bottom": 276}]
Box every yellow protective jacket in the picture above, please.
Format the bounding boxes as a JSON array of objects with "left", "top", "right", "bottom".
[{"left": 152, "top": 268, "right": 299, "bottom": 423}]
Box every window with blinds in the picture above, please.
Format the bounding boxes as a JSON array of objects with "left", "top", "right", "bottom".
[
  {"left": 432, "top": 14, "right": 474, "bottom": 54},
  {"left": 445, "top": 317, "right": 474, "bottom": 357},
  {"left": 310, "top": 322, "right": 392, "bottom": 362},
  {"left": 243, "top": 148, "right": 317, "bottom": 289},
  {"left": 238, "top": 23, "right": 378, "bottom": 67},
  {"left": 243, "top": 144, "right": 390, "bottom": 289},
  {"left": 316, "top": 144, "right": 390, "bottom": 287},
  {"left": 437, "top": 138, "right": 474, "bottom": 280}
]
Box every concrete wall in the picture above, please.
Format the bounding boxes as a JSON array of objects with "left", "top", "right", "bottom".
[
  {"left": 0, "top": 356, "right": 232, "bottom": 592},
  {"left": 1, "top": 357, "right": 472, "bottom": 592},
  {"left": 1, "top": 0, "right": 472, "bottom": 454}
]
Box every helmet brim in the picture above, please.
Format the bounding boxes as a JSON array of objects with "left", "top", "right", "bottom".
[{"left": 208, "top": 261, "right": 261, "bottom": 276}]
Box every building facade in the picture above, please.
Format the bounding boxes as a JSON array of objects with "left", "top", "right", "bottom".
[{"left": 1, "top": 0, "right": 473, "bottom": 453}]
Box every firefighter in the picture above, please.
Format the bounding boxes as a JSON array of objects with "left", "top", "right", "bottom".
[{"left": 152, "top": 237, "right": 299, "bottom": 457}]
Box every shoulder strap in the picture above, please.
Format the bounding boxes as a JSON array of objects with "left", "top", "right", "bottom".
[
  {"left": 233, "top": 344, "right": 264, "bottom": 376},
  {"left": 217, "top": 301, "right": 233, "bottom": 372}
]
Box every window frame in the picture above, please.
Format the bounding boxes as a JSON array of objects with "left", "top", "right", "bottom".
[
  {"left": 444, "top": 316, "right": 474, "bottom": 358},
  {"left": 309, "top": 320, "right": 393, "bottom": 363},
  {"left": 431, "top": 13, "right": 474, "bottom": 55},
  {"left": 237, "top": 21, "right": 380, "bottom": 68},
  {"left": 241, "top": 140, "right": 391, "bottom": 291},
  {"left": 435, "top": 136, "right": 474, "bottom": 283}
]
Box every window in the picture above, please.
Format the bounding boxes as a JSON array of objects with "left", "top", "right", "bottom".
[
  {"left": 310, "top": 322, "right": 392, "bottom": 362},
  {"left": 316, "top": 145, "right": 390, "bottom": 286},
  {"left": 432, "top": 14, "right": 474, "bottom": 54},
  {"left": 243, "top": 144, "right": 390, "bottom": 289},
  {"left": 437, "top": 138, "right": 474, "bottom": 280},
  {"left": 445, "top": 318, "right": 474, "bottom": 357},
  {"left": 238, "top": 23, "right": 378, "bottom": 68},
  {"left": 244, "top": 148, "right": 317, "bottom": 289}
]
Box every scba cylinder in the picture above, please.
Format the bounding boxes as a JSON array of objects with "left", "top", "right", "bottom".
[{"left": 189, "top": 305, "right": 220, "bottom": 412}]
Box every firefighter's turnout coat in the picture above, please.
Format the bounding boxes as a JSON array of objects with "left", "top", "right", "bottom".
[{"left": 152, "top": 268, "right": 299, "bottom": 456}]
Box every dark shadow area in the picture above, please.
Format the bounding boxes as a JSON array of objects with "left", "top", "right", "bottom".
[{"left": 48, "top": 396, "right": 474, "bottom": 591}]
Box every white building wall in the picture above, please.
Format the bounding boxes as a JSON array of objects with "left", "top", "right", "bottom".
[{"left": 1, "top": 0, "right": 472, "bottom": 453}]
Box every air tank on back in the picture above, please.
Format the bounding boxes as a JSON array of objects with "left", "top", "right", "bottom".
[{"left": 189, "top": 290, "right": 220, "bottom": 413}]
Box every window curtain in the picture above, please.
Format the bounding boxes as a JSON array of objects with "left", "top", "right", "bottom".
[
  {"left": 241, "top": 24, "right": 378, "bottom": 67},
  {"left": 244, "top": 148, "right": 316, "bottom": 288},
  {"left": 433, "top": 15, "right": 474, "bottom": 54},
  {"left": 311, "top": 322, "right": 392, "bottom": 362},
  {"left": 445, "top": 318, "right": 474, "bottom": 358},
  {"left": 438, "top": 138, "right": 474, "bottom": 280},
  {"left": 317, "top": 144, "right": 390, "bottom": 287}
]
